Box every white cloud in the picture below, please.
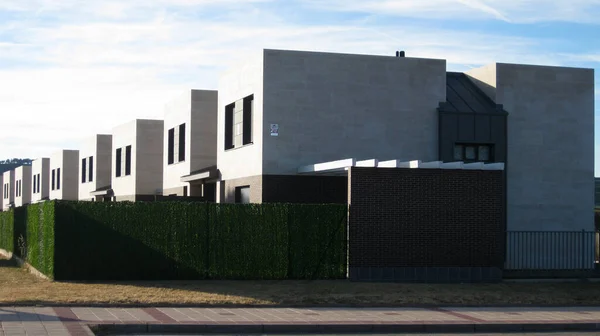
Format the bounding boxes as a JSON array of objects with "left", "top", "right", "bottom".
[
  {"left": 0, "top": 0, "right": 598, "bottom": 160},
  {"left": 302, "top": 0, "right": 600, "bottom": 24}
]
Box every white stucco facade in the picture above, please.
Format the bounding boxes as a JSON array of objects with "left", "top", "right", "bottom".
[
  {"left": 14, "top": 165, "right": 32, "bottom": 207},
  {"left": 2, "top": 170, "right": 14, "bottom": 210},
  {"left": 162, "top": 89, "right": 218, "bottom": 197},
  {"left": 49, "top": 150, "right": 80, "bottom": 201},
  {"left": 78, "top": 134, "right": 113, "bottom": 201},
  {"left": 111, "top": 119, "right": 164, "bottom": 201},
  {"left": 31, "top": 158, "right": 50, "bottom": 203}
]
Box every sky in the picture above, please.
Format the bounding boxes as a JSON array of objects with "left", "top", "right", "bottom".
[{"left": 0, "top": 0, "right": 599, "bottom": 173}]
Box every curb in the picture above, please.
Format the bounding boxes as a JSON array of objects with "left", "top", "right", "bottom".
[
  {"left": 89, "top": 322, "right": 600, "bottom": 335},
  {"left": 0, "top": 248, "right": 51, "bottom": 281}
]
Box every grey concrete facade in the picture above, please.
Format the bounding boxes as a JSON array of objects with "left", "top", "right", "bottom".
[
  {"left": 78, "top": 134, "right": 112, "bottom": 201},
  {"left": 467, "top": 63, "right": 595, "bottom": 270},
  {"left": 14, "top": 165, "right": 32, "bottom": 207},
  {"left": 31, "top": 158, "right": 50, "bottom": 203},
  {"left": 49, "top": 150, "right": 80, "bottom": 201},
  {"left": 111, "top": 119, "right": 164, "bottom": 201},
  {"left": 467, "top": 63, "right": 595, "bottom": 232},
  {"left": 216, "top": 49, "right": 446, "bottom": 202},
  {"left": 163, "top": 89, "right": 218, "bottom": 197},
  {"left": 1, "top": 170, "right": 13, "bottom": 211}
]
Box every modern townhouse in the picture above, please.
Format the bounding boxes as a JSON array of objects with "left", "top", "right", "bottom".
[
  {"left": 214, "top": 49, "right": 594, "bottom": 233},
  {"left": 210, "top": 48, "right": 595, "bottom": 279},
  {"left": 1, "top": 170, "right": 14, "bottom": 210},
  {"left": 31, "top": 158, "right": 50, "bottom": 203},
  {"left": 78, "top": 134, "right": 113, "bottom": 201},
  {"left": 162, "top": 89, "right": 218, "bottom": 201},
  {"left": 111, "top": 119, "right": 164, "bottom": 201},
  {"left": 14, "top": 165, "right": 32, "bottom": 207},
  {"left": 49, "top": 150, "right": 80, "bottom": 201}
]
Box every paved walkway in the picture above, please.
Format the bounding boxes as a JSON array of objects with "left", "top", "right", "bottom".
[{"left": 1, "top": 306, "right": 600, "bottom": 335}]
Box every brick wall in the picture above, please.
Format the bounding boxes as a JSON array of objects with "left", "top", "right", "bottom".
[
  {"left": 348, "top": 167, "right": 505, "bottom": 282},
  {"left": 262, "top": 175, "right": 347, "bottom": 204}
]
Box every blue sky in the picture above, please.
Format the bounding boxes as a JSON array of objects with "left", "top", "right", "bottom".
[{"left": 0, "top": 0, "right": 599, "bottom": 173}]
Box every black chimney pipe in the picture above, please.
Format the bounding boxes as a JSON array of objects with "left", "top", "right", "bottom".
[{"left": 395, "top": 51, "right": 406, "bottom": 57}]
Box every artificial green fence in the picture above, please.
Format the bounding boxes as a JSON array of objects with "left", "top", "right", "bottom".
[
  {"left": 4, "top": 201, "right": 348, "bottom": 281},
  {"left": 0, "top": 208, "right": 14, "bottom": 253}
]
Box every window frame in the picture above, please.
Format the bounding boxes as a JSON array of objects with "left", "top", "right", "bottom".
[{"left": 453, "top": 143, "right": 494, "bottom": 163}]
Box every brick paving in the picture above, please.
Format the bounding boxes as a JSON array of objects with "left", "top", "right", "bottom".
[{"left": 0, "top": 306, "right": 598, "bottom": 335}]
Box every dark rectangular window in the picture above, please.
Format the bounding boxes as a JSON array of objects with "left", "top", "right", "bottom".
[
  {"left": 453, "top": 144, "right": 493, "bottom": 162},
  {"left": 51, "top": 169, "right": 55, "bottom": 190},
  {"left": 168, "top": 128, "right": 175, "bottom": 164},
  {"left": 82, "top": 158, "right": 87, "bottom": 183},
  {"left": 125, "top": 145, "right": 132, "bottom": 176},
  {"left": 242, "top": 95, "right": 253, "bottom": 145},
  {"left": 57, "top": 168, "right": 61, "bottom": 190},
  {"left": 89, "top": 156, "right": 94, "bottom": 182},
  {"left": 225, "top": 94, "right": 253, "bottom": 150},
  {"left": 224, "top": 103, "right": 234, "bottom": 150},
  {"left": 235, "top": 186, "right": 251, "bottom": 204},
  {"left": 178, "top": 123, "right": 186, "bottom": 162},
  {"left": 33, "top": 176, "right": 36, "bottom": 195},
  {"left": 36, "top": 174, "right": 40, "bottom": 193},
  {"left": 116, "top": 148, "right": 122, "bottom": 177}
]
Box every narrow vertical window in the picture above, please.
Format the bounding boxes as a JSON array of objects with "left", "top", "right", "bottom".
[
  {"left": 242, "top": 95, "right": 253, "bottom": 145},
  {"left": 224, "top": 103, "right": 234, "bottom": 150},
  {"left": 178, "top": 123, "right": 186, "bottom": 162},
  {"left": 89, "top": 156, "right": 94, "bottom": 182},
  {"left": 168, "top": 128, "right": 174, "bottom": 164},
  {"left": 57, "top": 168, "right": 61, "bottom": 190},
  {"left": 51, "top": 169, "right": 55, "bottom": 190},
  {"left": 116, "top": 148, "right": 122, "bottom": 177},
  {"left": 33, "top": 175, "right": 36, "bottom": 194},
  {"left": 82, "top": 158, "right": 87, "bottom": 183},
  {"left": 125, "top": 145, "right": 132, "bottom": 176}
]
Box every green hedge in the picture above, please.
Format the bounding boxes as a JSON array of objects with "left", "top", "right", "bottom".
[
  {"left": 11, "top": 203, "right": 55, "bottom": 278},
  {"left": 52, "top": 201, "right": 347, "bottom": 281},
  {"left": 0, "top": 209, "right": 14, "bottom": 252}
]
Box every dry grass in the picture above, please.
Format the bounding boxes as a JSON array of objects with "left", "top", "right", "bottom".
[{"left": 2, "top": 257, "right": 600, "bottom": 307}]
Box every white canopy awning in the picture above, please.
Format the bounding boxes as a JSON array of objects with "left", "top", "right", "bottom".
[{"left": 297, "top": 158, "right": 505, "bottom": 175}]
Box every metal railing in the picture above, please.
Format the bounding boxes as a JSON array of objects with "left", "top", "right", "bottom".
[{"left": 506, "top": 231, "right": 600, "bottom": 271}]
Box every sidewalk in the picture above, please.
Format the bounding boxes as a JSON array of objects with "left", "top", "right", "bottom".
[{"left": 1, "top": 306, "right": 600, "bottom": 335}]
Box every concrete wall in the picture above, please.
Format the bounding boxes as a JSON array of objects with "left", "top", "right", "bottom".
[
  {"left": 261, "top": 49, "right": 446, "bottom": 175},
  {"left": 190, "top": 90, "right": 219, "bottom": 172},
  {"left": 135, "top": 119, "right": 164, "bottom": 196},
  {"left": 162, "top": 90, "right": 218, "bottom": 196},
  {"left": 96, "top": 134, "right": 113, "bottom": 192},
  {"left": 217, "top": 51, "right": 264, "bottom": 182},
  {"left": 14, "top": 165, "right": 32, "bottom": 207},
  {"left": 31, "top": 158, "right": 50, "bottom": 203},
  {"left": 467, "top": 63, "right": 595, "bottom": 232},
  {"left": 112, "top": 120, "right": 137, "bottom": 199},
  {"left": 1, "top": 170, "right": 14, "bottom": 210},
  {"left": 49, "top": 150, "right": 79, "bottom": 200},
  {"left": 78, "top": 134, "right": 112, "bottom": 201}
]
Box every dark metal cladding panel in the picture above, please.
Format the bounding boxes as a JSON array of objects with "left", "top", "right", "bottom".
[
  {"left": 457, "top": 114, "right": 475, "bottom": 141},
  {"left": 475, "top": 115, "right": 492, "bottom": 142}
]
